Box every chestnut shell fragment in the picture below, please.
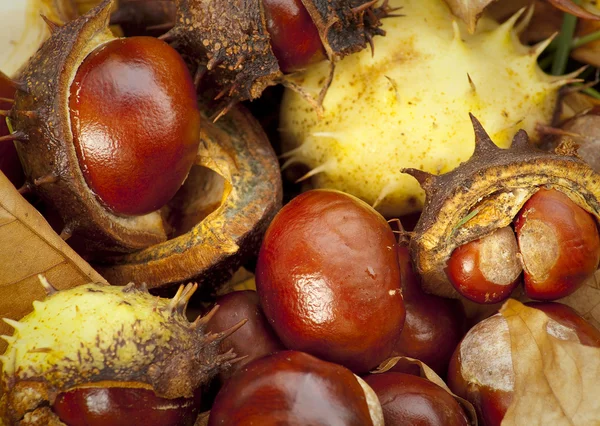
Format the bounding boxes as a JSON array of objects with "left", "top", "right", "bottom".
[
  {"left": 166, "top": 0, "right": 391, "bottom": 103},
  {"left": 405, "top": 114, "right": 600, "bottom": 299},
  {"left": 95, "top": 105, "right": 282, "bottom": 291}
]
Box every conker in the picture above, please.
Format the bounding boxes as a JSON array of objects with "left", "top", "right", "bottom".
[
  {"left": 255, "top": 189, "right": 405, "bottom": 373},
  {"left": 205, "top": 290, "right": 284, "bottom": 382},
  {"left": 514, "top": 188, "right": 600, "bottom": 300},
  {"left": 208, "top": 350, "right": 384, "bottom": 425},
  {"left": 69, "top": 36, "right": 200, "bottom": 216},
  {"left": 393, "top": 245, "right": 467, "bottom": 376},
  {"left": 363, "top": 372, "right": 469, "bottom": 426},
  {"left": 53, "top": 385, "right": 202, "bottom": 426},
  {"left": 262, "top": 0, "right": 326, "bottom": 73},
  {"left": 9, "top": 2, "right": 201, "bottom": 251},
  {"left": 445, "top": 226, "right": 522, "bottom": 304},
  {"left": 447, "top": 302, "right": 600, "bottom": 426}
]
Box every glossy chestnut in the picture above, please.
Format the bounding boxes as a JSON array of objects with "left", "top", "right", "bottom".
[
  {"left": 394, "top": 246, "right": 467, "bottom": 376},
  {"left": 363, "top": 372, "right": 469, "bottom": 426},
  {"left": 446, "top": 227, "right": 522, "bottom": 304},
  {"left": 205, "top": 290, "right": 284, "bottom": 382},
  {"left": 514, "top": 188, "right": 600, "bottom": 300},
  {"left": 53, "top": 384, "right": 202, "bottom": 426},
  {"left": 255, "top": 189, "right": 405, "bottom": 373},
  {"left": 208, "top": 350, "right": 383, "bottom": 426},
  {"left": 69, "top": 36, "right": 200, "bottom": 216},
  {"left": 262, "top": 0, "right": 326, "bottom": 73},
  {"left": 447, "top": 302, "right": 600, "bottom": 426}
]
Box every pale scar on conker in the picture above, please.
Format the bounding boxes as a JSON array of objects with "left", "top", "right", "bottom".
[{"left": 405, "top": 114, "right": 600, "bottom": 300}]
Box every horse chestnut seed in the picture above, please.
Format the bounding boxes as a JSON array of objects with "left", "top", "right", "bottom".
[
  {"left": 205, "top": 290, "right": 284, "bottom": 382},
  {"left": 262, "top": 0, "right": 326, "bottom": 73},
  {"left": 256, "top": 189, "right": 405, "bottom": 373},
  {"left": 208, "top": 350, "right": 384, "bottom": 425},
  {"left": 447, "top": 302, "right": 600, "bottom": 426},
  {"left": 514, "top": 188, "right": 600, "bottom": 300},
  {"left": 69, "top": 36, "right": 200, "bottom": 216},
  {"left": 446, "top": 227, "right": 522, "bottom": 304},
  {"left": 363, "top": 372, "right": 469, "bottom": 426}
]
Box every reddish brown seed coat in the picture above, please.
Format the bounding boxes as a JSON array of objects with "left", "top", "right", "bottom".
[
  {"left": 364, "top": 372, "right": 469, "bottom": 426},
  {"left": 446, "top": 227, "right": 521, "bottom": 304},
  {"left": 208, "top": 351, "right": 374, "bottom": 426},
  {"left": 255, "top": 190, "right": 405, "bottom": 373},
  {"left": 393, "top": 246, "right": 466, "bottom": 376},
  {"left": 206, "top": 290, "right": 284, "bottom": 381},
  {"left": 69, "top": 37, "right": 200, "bottom": 216},
  {"left": 514, "top": 188, "right": 600, "bottom": 300},
  {"left": 447, "top": 302, "right": 600, "bottom": 426},
  {"left": 53, "top": 386, "right": 202, "bottom": 426},
  {"left": 262, "top": 0, "right": 326, "bottom": 73}
]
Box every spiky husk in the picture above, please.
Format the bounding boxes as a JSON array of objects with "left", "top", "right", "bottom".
[
  {"left": 407, "top": 116, "right": 600, "bottom": 299},
  {"left": 280, "top": 0, "right": 569, "bottom": 217},
  {"left": 10, "top": 0, "right": 168, "bottom": 252},
  {"left": 0, "top": 278, "right": 237, "bottom": 424},
  {"left": 166, "top": 0, "right": 389, "bottom": 102}
]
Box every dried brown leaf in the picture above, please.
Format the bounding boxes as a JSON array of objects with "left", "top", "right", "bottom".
[
  {"left": 558, "top": 269, "right": 600, "bottom": 329},
  {"left": 372, "top": 356, "right": 478, "bottom": 425},
  {"left": 443, "top": 0, "right": 500, "bottom": 33},
  {"left": 0, "top": 171, "right": 107, "bottom": 351},
  {"left": 547, "top": 0, "right": 600, "bottom": 20},
  {"left": 500, "top": 299, "right": 600, "bottom": 425}
]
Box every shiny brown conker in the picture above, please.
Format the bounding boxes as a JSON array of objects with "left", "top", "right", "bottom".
[
  {"left": 514, "top": 188, "right": 600, "bottom": 300},
  {"left": 262, "top": 0, "right": 326, "bottom": 73},
  {"left": 393, "top": 245, "right": 467, "bottom": 376},
  {"left": 208, "top": 350, "right": 383, "bottom": 425},
  {"left": 53, "top": 384, "right": 202, "bottom": 426},
  {"left": 69, "top": 36, "right": 200, "bottom": 216},
  {"left": 447, "top": 302, "right": 600, "bottom": 426},
  {"left": 205, "top": 290, "right": 284, "bottom": 382},
  {"left": 363, "top": 372, "right": 469, "bottom": 426},
  {"left": 445, "top": 227, "right": 522, "bottom": 304},
  {"left": 255, "top": 189, "right": 405, "bottom": 373}
]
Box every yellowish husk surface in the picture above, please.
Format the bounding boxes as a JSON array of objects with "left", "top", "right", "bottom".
[
  {"left": 280, "top": 0, "right": 565, "bottom": 216},
  {"left": 1, "top": 283, "right": 182, "bottom": 383}
]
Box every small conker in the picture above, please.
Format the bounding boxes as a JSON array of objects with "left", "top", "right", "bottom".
[
  {"left": 447, "top": 302, "right": 600, "bottom": 426},
  {"left": 255, "top": 189, "right": 405, "bottom": 373},
  {"left": 262, "top": 0, "right": 326, "bottom": 73},
  {"left": 445, "top": 227, "right": 522, "bottom": 304},
  {"left": 363, "top": 372, "right": 469, "bottom": 426},
  {"left": 514, "top": 188, "right": 600, "bottom": 300},
  {"left": 205, "top": 290, "right": 284, "bottom": 382},
  {"left": 208, "top": 350, "right": 384, "bottom": 425},
  {"left": 393, "top": 245, "right": 467, "bottom": 376}
]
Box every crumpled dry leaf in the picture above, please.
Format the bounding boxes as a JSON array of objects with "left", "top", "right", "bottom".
[
  {"left": 0, "top": 171, "right": 107, "bottom": 352},
  {"left": 447, "top": 0, "right": 600, "bottom": 35},
  {"left": 558, "top": 269, "right": 600, "bottom": 329},
  {"left": 500, "top": 299, "right": 600, "bottom": 425},
  {"left": 442, "top": 0, "right": 498, "bottom": 33},
  {"left": 372, "top": 356, "right": 478, "bottom": 425}
]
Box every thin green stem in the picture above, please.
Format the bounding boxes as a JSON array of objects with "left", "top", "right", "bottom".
[
  {"left": 552, "top": 0, "right": 581, "bottom": 76},
  {"left": 572, "top": 29, "right": 600, "bottom": 49}
]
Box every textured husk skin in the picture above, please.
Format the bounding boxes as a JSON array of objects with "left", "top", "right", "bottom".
[
  {"left": 407, "top": 116, "right": 600, "bottom": 299},
  {"left": 168, "top": 0, "right": 386, "bottom": 101},
  {"left": 0, "top": 283, "right": 232, "bottom": 425},
  {"left": 95, "top": 105, "right": 283, "bottom": 291},
  {"left": 11, "top": 0, "right": 168, "bottom": 253}
]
